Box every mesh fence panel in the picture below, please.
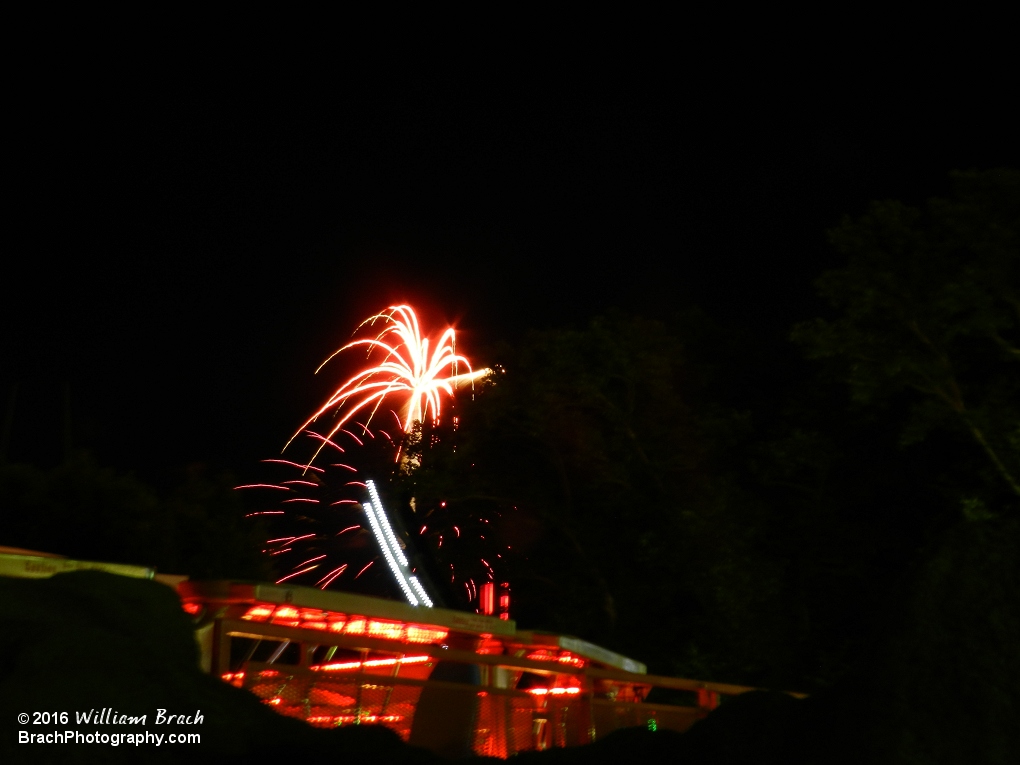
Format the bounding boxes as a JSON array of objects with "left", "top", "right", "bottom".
[
  {"left": 243, "top": 667, "right": 422, "bottom": 740},
  {"left": 507, "top": 696, "right": 539, "bottom": 755},
  {"left": 474, "top": 694, "right": 507, "bottom": 758}
]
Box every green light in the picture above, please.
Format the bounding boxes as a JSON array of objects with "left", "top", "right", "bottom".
[{"left": 647, "top": 718, "right": 657, "bottom": 732}]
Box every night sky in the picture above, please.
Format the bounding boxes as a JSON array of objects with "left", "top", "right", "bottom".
[{"left": 4, "top": 63, "right": 1016, "bottom": 480}]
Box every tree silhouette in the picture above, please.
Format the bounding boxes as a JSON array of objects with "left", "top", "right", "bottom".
[{"left": 793, "top": 169, "right": 1020, "bottom": 505}]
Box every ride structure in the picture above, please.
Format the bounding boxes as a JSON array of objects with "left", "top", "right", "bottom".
[
  {"left": 181, "top": 578, "right": 772, "bottom": 759},
  {"left": 0, "top": 547, "right": 801, "bottom": 759}
]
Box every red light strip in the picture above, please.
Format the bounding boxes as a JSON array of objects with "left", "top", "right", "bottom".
[
  {"left": 313, "top": 655, "right": 430, "bottom": 672},
  {"left": 239, "top": 605, "right": 450, "bottom": 645},
  {"left": 307, "top": 714, "right": 404, "bottom": 724}
]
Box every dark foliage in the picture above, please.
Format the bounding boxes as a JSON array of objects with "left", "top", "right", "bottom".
[
  {"left": 396, "top": 170, "right": 1020, "bottom": 699},
  {"left": 0, "top": 454, "right": 269, "bottom": 580}
]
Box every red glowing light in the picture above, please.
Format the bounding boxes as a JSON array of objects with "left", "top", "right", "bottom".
[
  {"left": 313, "top": 655, "right": 430, "bottom": 672},
  {"left": 526, "top": 687, "right": 581, "bottom": 696},
  {"left": 405, "top": 624, "right": 449, "bottom": 643},
  {"left": 220, "top": 671, "right": 245, "bottom": 688},
  {"left": 307, "top": 714, "right": 404, "bottom": 725},
  {"left": 238, "top": 605, "right": 449, "bottom": 645},
  {"left": 368, "top": 619, "right": 405, "bottom": 641},
  {"left": 242, "top": 605, "right": 275, "bottom": 621},
  {"left": 309, "top": 688, "right": 356, "bottom": 707},
  {"left": 558, "top": 654, "right": 586, "bottom": 668},
  {"left": 480, "top": 582, "right": 495, "bottom": 615},
  {"left": 345, "top": 618, "right": 367, "bottom": 635}
]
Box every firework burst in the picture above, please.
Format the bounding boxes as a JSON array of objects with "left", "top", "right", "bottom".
[
  {"left": 240, "top": 304, "right": 507, "bottom": 612},
  {"left": 286, "top": 305, "right": 488, "bottom": 468}
]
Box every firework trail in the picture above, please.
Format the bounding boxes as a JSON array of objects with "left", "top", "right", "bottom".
[
  {"left": 241, "top": 425, "right": 507, "bottom": 609},
  {"left": 241, "top": 427, "right": 400, "bottom": 592}
]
